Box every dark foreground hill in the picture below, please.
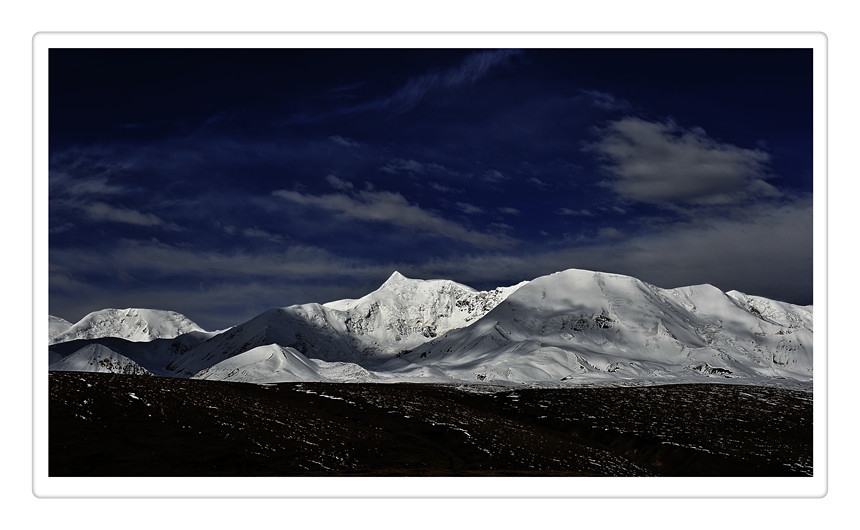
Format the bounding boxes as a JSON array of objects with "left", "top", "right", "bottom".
[{"left": 48, "top": 372, "right": 812, "bottom": 477}]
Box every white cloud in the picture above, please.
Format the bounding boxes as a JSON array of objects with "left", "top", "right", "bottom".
[
  {"left": 84, "top": 202, "right": 165, "bottom": 227},
  {"left": 482, "top": 169, "right": 508, "bottom": 183},
  {"left": 325, "top": 174, "right": 354, "bottom": 191},
  {"left": 588, "top": 117, "right": 778, "bottom": 206},
  {"left": 597, "top": 227, "right": 623, "bottom": 240},
  {"left": 328, "top": 135, "right": 362, "bottom": 148},
  {"left": 557, "top": 208, "right": 593, "bottom": 216},
  {"left": 273, "top": 189, "right": 516, "bottom": 249},
  {"left": 528, "top": 177, "right": 548, "bottom": 189},
  {"left": 406, "top": 199, "right": 813, "bottom": 304},
  {"left": 242, "top": 227, "right": 285, "bottom": 242},
  {"left": 370, "top": 49, "right": 523, "bottom": 114},
  {"left": 50, "top": 171, "right": 131, "bottom": 198},
  {"left": 456, "top": 202, "right": 484, "bottom": 215},
  {"left": 428, "top": 181, "right": 462, "bottom": 194},
  {"left": 380, "top": 158, "right": 460, "bottom": 177},
  {"left": 51, "top": 240, "right": 385, "bottom": 281},
  {"left": 380, "top": 158, "right": 427, "bottom": 174},
  {"left": 580, "top": 89, "right": 631, "bottom": 111}
]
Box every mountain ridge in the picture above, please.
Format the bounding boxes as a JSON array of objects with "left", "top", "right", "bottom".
[{"left": 47, "top": 268, "right": 814, "bottom": 387}]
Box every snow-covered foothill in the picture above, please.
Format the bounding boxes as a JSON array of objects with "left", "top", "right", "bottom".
[
  {"left": 191, "top": 343, "right": 385, "bottom": 384},
  {"left": 49, "top": 343, "right": 151, "bottom": 375},
  {"left": 192, "top": 344, "right": 324, "bottom": 383}
]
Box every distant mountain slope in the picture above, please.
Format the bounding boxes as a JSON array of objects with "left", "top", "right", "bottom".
[
  {"left": 48, "top": 331, "right": 217, "bottom": 377},
  {"left": 49, "top": 343, "right": 151, "bottom": 375},
  {"left": 49, "top": 315, "right": 73, "bottom": 342},
  {"left": 405, "top": 269, "right": 813, "bottom": 385},
  {"left": 50, "top": 308, "right": 206, "bottom": 345}
]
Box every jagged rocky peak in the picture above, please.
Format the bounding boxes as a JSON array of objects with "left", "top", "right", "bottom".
[{"left": 317, "top": 271, "right": 526, "bottom": 356}]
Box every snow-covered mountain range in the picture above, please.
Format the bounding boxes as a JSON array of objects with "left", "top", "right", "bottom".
[{"left": 47, "top": 268, "right": 814, "bottom": 387}]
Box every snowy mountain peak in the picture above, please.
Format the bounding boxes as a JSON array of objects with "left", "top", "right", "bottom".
[
  {"left": 50, "top": 308, "right": 206, "bottom": 345},
  {"left": 382, "top": 270, "right": 409, "bottom": 286},
  {"left": 408, "top": 267, "right": 813, "bottom": 385}
]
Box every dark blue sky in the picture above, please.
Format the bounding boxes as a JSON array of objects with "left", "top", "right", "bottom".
[{"left": 49, "top": 48, "right": 813, "bottom": 330}]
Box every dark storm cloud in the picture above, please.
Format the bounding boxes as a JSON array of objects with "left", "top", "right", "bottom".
[{"left": 588, "top": 117, "right": 777, "bottom": 206}]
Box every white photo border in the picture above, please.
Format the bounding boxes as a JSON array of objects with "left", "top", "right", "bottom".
[{"left": 32, "top": 31, "right": 828, "bottom": 498}]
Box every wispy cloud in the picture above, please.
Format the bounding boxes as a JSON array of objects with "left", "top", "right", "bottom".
[
  {"left": 50, "top": 171, "right": 132, "bottom": 198},
  {"left": 367, "top": 49, "right": 523, "bottom": 114},
  {"left": 272, "top": 189, "right": 516, "bottom": 249},
  {"left": 597, "top": 227, "right": 623, "bottom": 240},
  {"left": 51, "top": 240, "right": 385, "bottom": 282},
  {"left": 580, "top": 89, "right": 631, "bottom": 111},
  {"left": 379, "top": 158, "right": 461, "bottom": 177},
  {"left": 241, "top": 227, "right": 285, "bottom": 243},
  {"left": 556, "top": 208, "right": 593, "bottom": 216},
  {"left": 456, "top": 202, "right": 484, "bottom": 215},
  {"left": 482, "top": 169, "right": 508, "bottom": 183},
  {"left": 380, "top": 158, "right": 429, "bottom": 175},
  {"left": 427, "top": 181, "right": 462, "bottom": 194},
  {"left": 588, "top": 117, "right": 776, "bottom": 206},
  {"left": 528, "top": 177, "right": 549, "bottom": 189},
  {"left": 83, "top": 202, "right": 168, "bottom": 227},
  {"left": 286, "top": 50, "right": 524, "bottom": 124},
  {"left": 328, "top": 135, "right": 362, "bottom": 148}
]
